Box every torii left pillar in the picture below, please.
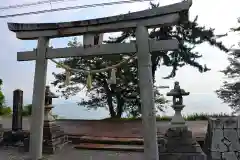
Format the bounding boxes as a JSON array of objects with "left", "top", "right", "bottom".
[{"left": 30, "top": 37, "right": 49, "bottom": 160}]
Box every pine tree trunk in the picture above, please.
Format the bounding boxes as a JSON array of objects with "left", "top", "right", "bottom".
[
  {"left": 116, "top": 93, "right": 124, "bottom": 118},
  {"left": 106, "top": 94, "right": 116, "bottom": 118},
  {"left": 103, "top": 81, "right": 116, "bottom": 118},
  {"left": 151, "top": 53, "right": 161, "bottom": 82}
]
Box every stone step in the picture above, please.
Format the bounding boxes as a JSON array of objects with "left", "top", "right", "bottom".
[
  {"left": 43, "top": 131, "right": 65, "bottom": 139},
  {"left": 70, "top": 136, "right": 144, "bottom": 145},
  {"left": 44, "top": 135, "right": 68, "bottom": 146},
  {"left": 43, "top": 140, "right": 69, "bottom": 154},
  {"left": 74, "top": 143, "right": 144, "bottom": 152}
]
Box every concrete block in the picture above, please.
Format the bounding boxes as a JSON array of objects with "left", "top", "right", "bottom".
[
  {"left": 211, "top": 129, "right": 227, "bottom": 152},
  {"left": 222, "top": 152, "right": 238, "bottom": 160},
  {"left": 223, "top": 117, "right": 237, "bottom": 129},
  {"left": 209, "top": 117, "right": 224, "bottom": 129},
  {"left": 159, "top": 152, "right": 206, "bottom": 160},
  {"left": 210, "top": 151, "right": 221, "bottom": 159},
  {"left": 223, "top": 129, "right": 240, "bottom": 151}
]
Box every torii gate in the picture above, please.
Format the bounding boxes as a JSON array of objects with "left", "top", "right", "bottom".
[{"left": 7, "top": 1, "right": 192, "bottom": 159}]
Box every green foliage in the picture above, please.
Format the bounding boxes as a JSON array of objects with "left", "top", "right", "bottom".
[
  {"left": 216, "top": 19, "right": 240, "bottom": 112},
  {"left": 0, "top": 79, "right": 5, "bottom": 107},
  {"left": 52, "top": 3, "right": 228, "bottom": 118},
  {"left": 22, "top": 104, "right": 32, "bottom": 116},
  {"left": 0, "top": 79, "right": 11, "bottom": 116},
  {"left": 0, "top": 106, "right": 12, "bottom": 116},
  {"left": 184, "top": 113, "right": 229, "bottom": 121}
]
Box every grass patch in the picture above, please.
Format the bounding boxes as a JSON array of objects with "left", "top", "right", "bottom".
[
  {"left": 184, "top": 113, "right": 230, "bottom": 121},
  {"left": 103, "top": 113, "right": 231, "bottom": 121}
]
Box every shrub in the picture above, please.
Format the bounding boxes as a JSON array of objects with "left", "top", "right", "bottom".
[
  {"left": 0, "top": 107, "right": 12, "bottom": 116},
  {"left": 22, "top": 104, "right": 32, "bottom": 116}
]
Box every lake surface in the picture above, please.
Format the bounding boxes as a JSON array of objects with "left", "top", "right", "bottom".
[{"left": 52, "top": 103, "right": 110, "bottom": 119}]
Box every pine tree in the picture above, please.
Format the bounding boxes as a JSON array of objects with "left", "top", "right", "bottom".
[
  {"left": 216, "top": 19, "right": 240, "bottom": 113},
  {"left": 52, "top": 2, "right": 228, "bottom": 118}
]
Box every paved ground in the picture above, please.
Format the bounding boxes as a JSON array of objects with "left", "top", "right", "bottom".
[
  {"left": 0, "top": 145, "right": 143, "bottom": 160},
  {"left": 1, "top": 117, "right": 208, "bottom": 139},
  {"left": 0, "top": 118, "right": 207, "bottom": 159}
]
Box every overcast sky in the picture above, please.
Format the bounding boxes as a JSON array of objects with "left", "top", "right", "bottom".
[{"left": 1, "top": 0, "right": 240, "bottom": 118}]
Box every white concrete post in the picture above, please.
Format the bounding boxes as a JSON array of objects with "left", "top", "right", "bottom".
[
  {"left": 136, "top": 26, "right": 159, "bottom": 160},
  {"left": 30, "top": 37, "right": 49, "bottom": 160}
]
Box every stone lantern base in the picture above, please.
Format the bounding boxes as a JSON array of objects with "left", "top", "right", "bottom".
[
  {"left": 159, "top": 104, "right": 207, "bottom": 159},
  {"left": 159, "top": 125, "right": 206, "bottom": 159},
  {"left": 42, "top": 105, "right": 68, "bottom": 154},
  {"left": 171, "top": 104, "right": 186, "bottom": 128},
  {"left": 23, "top": 106, "right": 68, "bottom": 153}
]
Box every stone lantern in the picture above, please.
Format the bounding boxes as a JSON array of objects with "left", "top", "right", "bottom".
[
  {"left": 159, "top": 81, "right": 206, "bottom": 160},
  {"left": 166, "top": 81, "right": 189, "bottom": 128},
  {"left": 42, "top": 86, "right": 67, "bottom": 154},
  {"left": 44, "top": 86, "right": 59, "bottom": 121}
]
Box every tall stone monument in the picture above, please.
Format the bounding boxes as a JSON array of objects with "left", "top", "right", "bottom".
[
  {"left": 42, "top": 86, "right": 68, "bottom": 154},
  {"left": 12, "top": 89, "right": 23, "bottom": 131},
  {"left": 0, "top": 112, "right": 2, "bottom": 141},
  {"left": 1, "top": 89, "right": 27, "bottom": 147},
  {"left": 159, "top": 81, "right": 207, "bottom": 160}
]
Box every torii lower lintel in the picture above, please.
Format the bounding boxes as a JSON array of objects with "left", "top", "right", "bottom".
[{"left": 17, "top": 39, "right": 179, "bottom": 61}]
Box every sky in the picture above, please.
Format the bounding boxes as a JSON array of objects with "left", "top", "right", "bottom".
[{"left": 0, "top": 0, "right": 240, "bottom": 119}]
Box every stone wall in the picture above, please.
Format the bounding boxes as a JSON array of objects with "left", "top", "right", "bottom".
[{"left": 204, "top": 116, "right": 240, "bottom": 160}]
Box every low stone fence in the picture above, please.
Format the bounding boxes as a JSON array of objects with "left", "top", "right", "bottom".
[{"left": 204, "top": 116, "right": 240, "bottom": 160}]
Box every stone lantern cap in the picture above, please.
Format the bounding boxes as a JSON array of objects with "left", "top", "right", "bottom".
[
  {"left": 45, "top": 86, "right": 59, "bottom": 98},
  {"left": 166, "top": 81, "right": 189, "bottom": 106},
  {"left": 167, "top": 81, "right": 190, "bottom": 97},
  {"left": 45, "top": 86, "right": 59, "bottom": 106}
]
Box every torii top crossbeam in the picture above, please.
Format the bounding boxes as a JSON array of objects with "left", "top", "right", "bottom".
[{"left": 8, "top": 0, "right": 192, "bottom": 40}]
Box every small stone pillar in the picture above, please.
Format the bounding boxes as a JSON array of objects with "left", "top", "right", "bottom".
[
  {"left": 0, "top": 114, "right": 2, "bottom": 140},
  {"left": 12, "top": 89, "right": 23, "bottom": 131},
  {"left": 0, "top": 109, "right": 2, "bottom": 129},
  {"left": 159, "top": 81, "right": 206, "bottom": 160},
  {"left": 42, "top": 86, "right": 67, "bottom": 154}
]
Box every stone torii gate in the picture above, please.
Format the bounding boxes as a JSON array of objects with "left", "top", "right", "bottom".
[{"left": 7, "top": 1, "right": 192, "bottom": 159}]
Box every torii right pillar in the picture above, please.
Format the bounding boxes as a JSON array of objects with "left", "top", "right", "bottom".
[
  {"left": 136, "top": 26, "right": 159, "bottom": 160},
  {"left": 159, "top": 81, "right": 207, "bottom": 160}
]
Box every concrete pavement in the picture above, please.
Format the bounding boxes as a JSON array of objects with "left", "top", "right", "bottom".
[
  {"left": 0, "top": 117, "right": 207, "bottom": 159},
  {"left": 0, "top": 145, "right": 143, "bottom": 160},
  {"left": 1, "top": 117, "right": 208, "bottom": 139}
]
